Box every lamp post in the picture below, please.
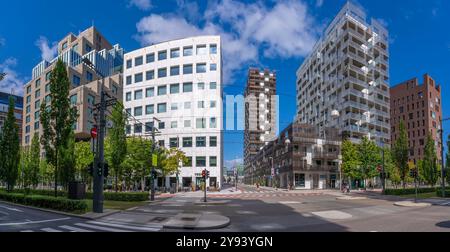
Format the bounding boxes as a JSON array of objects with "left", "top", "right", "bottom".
[
  {"left": 439, "top": 118, "right": 450, "bottom": 198},
  {"left": 150, "top": 117, "right": 161, "bottom": 202},
  {"left": 285, "top": 138, "right": 291, "bottom": 189}
]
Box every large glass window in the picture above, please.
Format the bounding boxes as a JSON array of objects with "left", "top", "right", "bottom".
[
  {"left": 210, "top": 82, "right": 217, "bottom": 89},
  {"left": 146, "top": 70, "right": 154, "bottom": 80},
  {"left": 86, "top": 71, "right": 93, "bottom": 82},
  {"left": 183, "top": 64, "right": 193, "bottom": 74},
  {"left": 126, "top": 76, "right": 132, "bottom": 85},
  {"left": 196, "top": 45, "right": 207, "bottom": 55},
  {"left": 158, "top": 50, "right": 167, "bottom": 61},
  {"left": 183, "top": 82, "right": 193, "bottom": 93},
  {"left": 146, "top": 105, "right": 154, "bottom": 115},
  {"left": 135, "top": 73, "right": 143, "bottom": 83},
  {"left": 183, "top": 137, "right": 193, "bottom": 147},
  {"left": 171, "top": 103, "right": 178, "bottom": 111},
  {"left": 45, "top": 84, "right": 50, "bottom": 92},
  {"left": 170, "top": 66, "right": 180, "bottom": 76},
  {"left": 196, "top": 137, "right": 206, "bottom": 147},
  {"left": 134, "top": 124, "right": 142, "bottom": 134},
  {"left": 170, "top": 48, "right": 180, "bottom": 58},
  {"left": 134, "top": 106, "right": 143, "bottom": 116},
  {"left": 210, "top": 44, "right": 217, "bottom": 54},
  {"left": 171, "top": 121, "right": 178, "bottom": 129},
  {"left": 159, "top": 122, "right": 165, "bottom": 129},
  {"left": 157, "top": 103, "right": 167, "bottom": 113},
  {"left": 210, "top": 156, "right": 217, "bottom": 167},
  {"left": 196, "top": 118, "right": 206, "bottom": 129},
  {"left": 170, "top": 84, "right": 180, "bottom": 94},
  {"left": 158, "top": 68, "right": 167, "bottom": 78},
  {"left": 183, "top": 46, "right": 193, "bottom": 56},
  {"left": 135, "top": 56, "right": 143, "bottom": 66},
  {"left": 210, "top": 136, "right": 217, "bottom": 147},
  {"left": 146, "top": 53, "right": 155, "bottom": 63},
  {"left": 35, "top": 89, "right": 40, "bottom": 99},
  {"left": 126, "top": 125, "right": 131, "bottom": 134},
  {"left": 126, "top": 92, "right": 132, "bottom": 101},
  {"left": 134, "top": 90, "right": 143, "bottom": 100},
  {"left": 126, "top": 59, "right": 132, "bottom": 69},
  {"left": 27, "top": 86, "right": 31, "bottom": 94},
  {"left": 26, "top": 96, "right": 31, "bottom": 104},
  {"left": 145, "top": 122, "right": 154, "bottom": 132},
  {"left": 158, "top": 85, "right": 167, "bottom": 96},
  {"left": 146, "top": 87, "right": 154, "bottom": 97},
  {"left": 197, "top": 82, "right": 205, "bottom": 90},
  {"left": 210, "top": 64, "right": 217, "bottom": 71},
  {"left": 70, "top": 95, "right": 77, "bottom": 106},
  {"left": 210, "top": 101, "right": 217, "bottom": 108},
  {"left": 210, "top": 117, "right": 217, "bottom": 128},
  {"left": 45, "top": 72, "right": 52, "bottom": 81},
  {"left": 196, "top": 157, "right": 206, "bottom": 167},
  {"left": 170, "top": 138, "right": 179, "bottom": 148},
  {"left": 196, "top": 63, "right": 207, "bottom": 73},
  {"left": 72, "top": 75, "right": 81, "bottom": 86}
]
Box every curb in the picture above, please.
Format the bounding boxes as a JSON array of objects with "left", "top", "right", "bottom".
[
  {"left": 163, "top": 214, "right": 231, "bottom": 230},
  {"left": 336, "top": 196, "right": 368, "bottom": 201},
  {"left": 394, "top": 201, "right": 432, "bottom": 207}
]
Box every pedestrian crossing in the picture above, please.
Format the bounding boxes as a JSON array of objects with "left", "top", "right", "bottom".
[
  {"left": 209, "top": 191, "right": 324, "bottom": 199},
  {"left": 19, "top": 221, "right": 162, "bottom": 232}
]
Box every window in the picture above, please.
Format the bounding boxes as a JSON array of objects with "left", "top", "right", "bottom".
[
  {"left": 70, "top": 95, "right": 77, "bottom": 106},
  {"left": 134, "top": 106, "right": 143, "bottom": 116},
  {"left": 86, "top": 44, "right": 92, "bottom": 53},
  {"left": 197, "top": 82, "right": 205, "bottom": 90},
  {"left": 34, "top": 111, "right": 40, "bottom": 120},
  {"left": 183, "top": 46, "right": 193, "bottom": 56},
  {"left": 135, "top": 56, "right": 143, "bottom": 66},
  {"left": 88, "top": 95, "right": 95, "bottom": 106},
  {"left": 183, "top": 82, "right": 193, "bottom": 92},
  {"left": 171, "top": 121, "right": 178, "bottom": 129},
  {"left": 196, "top": 45, "right": 207, "bottom": 55},
  {"left": 35, "top": 100, "right": 41, "bottom": 109},
  {"left": 210, "top": 117, "right": 217, "bottom": 128},
  {"left": 126, "top": 92, "right": 132, "bottom": 101},
  {"left": 157, "top": 103, "right": 167, "bottom": 113},
  {"left": 432, "top": 111, "right": 436, "bottom": 119},
  {"left": 196, "top": 63, "right": 207, "bottom": 73},
  {"left": 196, "top": 157, "right": 206, "bottom": 167},
  {"left": 26, "top": 115, "right": 30, "bottom": 123},
  {"left": 183, "top": 137, "right": 193, "bottom": 147},
  {"left": 45, "top": 95, "right": 51, "bottom": 103},
  {"left": 184, "top": 102, "right": 191, "bottom": 109},
  {"left": 35, "top": 79, "right": 41, "bottom": 88},
  {"left": 25, "top": 135, "right": 30, "bottom": 145},
  {"left": 135, "top": 73, "right": 143, "bottom": 83},
  {"left": 134, "top": 124, "right": 142, "bottom": 134},
  {"left": 183, "top": 64, "right": 193, "bottom": 74},
  {"left": 196, "top": 118, "right": 206, "bottom": 129},
  {"left": 210, "top": 136, "right": 217, "bottom": 147},
  {"left": 134, "top": 90, "right": 143, "bottom": 100},
  {"left": 158, "top": 68, "right": 167, "bottom": 78},
  {"left": 34, "top": 122, "right": 40, "bottom": 130},
  {"left": 26, "top": 105, "right": 31, "bottom": 114},
  {"left": 158, "top": 50, "right": 167, "bottom": 61},
  {"left": 126, "top": 108, "right": 131, "bottom": 115},
  {"left": 25, "top": 125, "right": 30, "bottom": 134},
  {"left": 158, "top": 140, "right": 165, "bottom": 147},
  {"left": 27, "top": 86, "right": 31, "bottom": 94},
  {"left": 146, "top": 70, "right": 155, "bottom": 80},
  {"left": 184, "top": 120, "right": 191, "bottom": 128},
  {"left": 169, "top": 138, "right": 179, "bottom": 148},
  {"left": 35, "top": 89, "right": 40, "bottom": 99},
  {"left": 198, "top": 101, "right": 205, "bottom": 108},
  {"left": 126, "top": 76, "right": 132, "bottom": 85},
  {"left": 170, "top": 66, "right": 180, "bottom": 76},
  {"left": 171, "top": 103, "right": 178, "bottom": 111},
  {"left": 170, "top": 84, "right": 180, "bottom": 94},
  {"left": 86, "top": 71, "right": 93, "bottom": 82},
  {"left": 210, "top": 101, "right": 217, "bottom": 108},
  {"left": 146, "top": 105, "right": 154, "bottom": 115},
  {"left": 146, "top": 53, "right": 155, "bottom": 63},
  {"left": 62, "top": 41, "right": 68, "bottom": 50},
  {"left": 158, "top": 122, "right": 165, "bottom": 129},
  {"left": 210, "top": 44, "right": 217, "bottom": 54},
  {"left": 184, "top": 157, "right": 192, "bottom": 167},
  {"left": 45, "top": 72, "right": 52, "bottom": 81},
  {"left": 210, "top": 64, "right": 217, "bottom": 71},
  {"left": 145, "top": 122, "right": 154, "bottom": 132},
  {"left": 196, "top": 137, "right": 206, "bottom": 147},
  {"left": 171, "top": 48, "right": 180, "bottom": 58},
  {"left": 158, "top": 85, "right": 167, "bottom": 96},
  {"left": 210, "top": 156, "right": 217, "bottom": 167},
  {"left": 146, "top": 87, "right": 154, "bottom": 97}
]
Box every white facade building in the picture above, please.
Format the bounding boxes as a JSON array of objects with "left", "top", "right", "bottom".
[
  {"left": 296, "top": 2, "right": 390, "bottom": 146},
  {"left": 123, "top": 36, "right": 223, "bottom": 190}
]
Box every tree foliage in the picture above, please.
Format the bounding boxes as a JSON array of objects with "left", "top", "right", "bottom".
[
  {"left": 22, "top": 135, "right": 40, "bottom": 189},
  {"left": 74, "top": 141, "right": 94, "bottom": 184},
  {"left": 341, "top": 140, "right": 361, "bottom": 179},
  {"left": 421, "top": 133, "right": 439, "bottom": 186},
  {"left": 162, "top": 148, "right": 188, "bottom": 177},
  {"left": 392, "top": 120, "right": 409, "bottom": 188},
  {"left": 358, "top": 137, "right": 381, "bottom": 182}
]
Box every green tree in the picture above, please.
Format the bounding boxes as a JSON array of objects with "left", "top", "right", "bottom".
[
  {"left": 358, "top": 137, "right": 381, "bottom": 188},
  {"left": 106, "top": 102, "right": 127, "bottom": 192},
  {"left": 162, "top": 148, "right": 188, "bottom": 189},
  {"left": 383, "top": 147, "right": 401, "bottom": 188},
  {"left": 59, "top": 131, "right": 76, "bottom": 189},
  {"left": 0, "top": 96, "right": 20, "bottom": 191},
  {"left": 393, "top": 120, "right": 409, "bottom": 188},
  {"left": 421, "top": 133, "right": 439, "bottom": 186},
  {"left": 74, "top": 141, "right": 94, "bottom": 184},
  {"left": 124, "top": 137, "right": 153, "bottom": 191},
  {"left": 341, "top": 140, "right": 361, "bottom": 181},
  {"left": 40, "top": 59, "right": 78, "bottom": 195},
  {"left": 445, "top": 135, "right": 450, "bottom": 185},
  {"left": 22, "top": 135, "right": 41, "bottom": 190}
]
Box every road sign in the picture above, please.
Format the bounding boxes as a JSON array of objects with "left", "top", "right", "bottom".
[
  {"left": 152, "top": 154, "right": 158, "bottom": 166},
  {"left": 90, "top": 127, "right": 98, "bottom": 139}
]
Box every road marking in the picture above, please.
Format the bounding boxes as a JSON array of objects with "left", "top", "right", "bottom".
[
  {"left": 87, "top": 221, "right": 161, "bottom": 232},
  {"left": 41, "top": 228, "right": 62, "bottom": 232},
  {"left": 0, "top": 205, "right": 24, "bottom": 212},
  {"left": 20, "top": 230, "right": 34, "bottom": 232},
  {"left": 312, "top": 210, "right": 353, "bottom": 220},
  {"left": 75, "top": 223, "right": 133, "bottom": 232},
  {"left": 280, "top": 201, "right": 302, "bottom": 205},
  {"left": 440, "top": 202, "right": 450, "bottom": 206},
  {"left": 0, "top": 217, "right": 71, "bottom": 226},
  {"left": 59, "top": 225, "right": 93, "bottom": 232}
]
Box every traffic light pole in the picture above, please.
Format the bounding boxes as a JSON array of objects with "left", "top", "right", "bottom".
[
  {"left": 93, "top": 90, "right": 106, "bottom": 213},
  {"left": 204, "top": 168, "right": 207, "bottom": 203},
  {"left": 151, "top": 126, "right": 156, "bottom": 202}
]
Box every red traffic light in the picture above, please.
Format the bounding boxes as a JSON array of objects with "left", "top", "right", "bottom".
[
  {"left": 91, "top": 127, "right": 98, "bottom": 139},
  {"left": 202, "top": 170, "right": 206, "bottom": 177}
]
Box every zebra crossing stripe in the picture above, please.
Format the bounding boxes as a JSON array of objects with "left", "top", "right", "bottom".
[
  {"left": 75, "top": 223, "right": 133, "bottom": 232},
  {"left": 86, "top": 221, "right": 161, "bottom": 232},
  {"left": 41, "top": 228, "right": 62, "bottom": 232},
  {"left": 59, "top": 225, "right": 93, "bottom": 232}
]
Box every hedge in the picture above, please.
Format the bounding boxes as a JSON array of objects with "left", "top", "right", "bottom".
[
  {"left": 0, "top": 192, "right": 87, "bottom": 213},
  {"left": 1, "top": 189, "right": 148, "bottom": 202},
  {"left": 436, "top": 190, "right": 450, "bottom": 198},
  {"left": 385, "top": 187, "right": 450, "bottom": 196}
]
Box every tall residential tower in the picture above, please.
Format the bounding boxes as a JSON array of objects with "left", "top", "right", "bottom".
[{"left": 296, "top": 2, "right": 390, "bottom": 146}]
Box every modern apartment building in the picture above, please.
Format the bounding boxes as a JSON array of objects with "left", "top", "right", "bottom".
[
  {"left": 0, "top": 92, "right": 23, "bottom": 143},
  {"left": 248, "top": 123, "right": 341, "bottom": 190},
  {"left": 243, "top": 68, "right": 277, "bottom": 184},
  {"left": 390, "top": 74, "right": 442, "bottom": 164},
  {"left": 22, "top": 26, "right": 123, "bottom": 146},
  {"left": 123, "top": 36, "right": 223, "bottom": 190},
  {"left": 296, "top": 2, "right": 390, "bottom": 146}
]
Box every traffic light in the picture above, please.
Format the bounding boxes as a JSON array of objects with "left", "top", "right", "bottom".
[
  {"left": 97, "top": 162, "right": 103, "bottom": 177},
  {"left": 206, "top": 170, "right": 210, "bottom": 179},
  {"left": 202, "top": 170, "right": 206, "bottom": 178}
]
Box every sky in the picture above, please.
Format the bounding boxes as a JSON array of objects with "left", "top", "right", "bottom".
[{"left": 1, "top": 0, "right": 450, "bottom": 169}]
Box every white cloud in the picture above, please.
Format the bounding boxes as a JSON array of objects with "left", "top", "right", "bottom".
[
  {"left": 35, "top": 36, "right": 58, "bottom": 62},
  {"left": 316, "top": 0, "right": 324, "bottom": 7},
  {"left": 128, "top": 0, "right": 152, "bottom": 11},
  {"left": 135, "top": 0, "right": 319, "bottom": 84},
  {"left": 0, "top": 58, "right": 26, "bottom": 96},
  {"left": 225, "top": 158, "right": 243, "bottom": 169}
]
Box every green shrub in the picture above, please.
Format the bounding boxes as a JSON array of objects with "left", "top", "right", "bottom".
[
  {"left": 436, "top": 190, "right": 450, "bottom": 198},
  {"left": 384, "top": 187, "right": 437, "bottom": 195},
  {"left": 0, "top": 192, "right": 87, "bottom": 213}
]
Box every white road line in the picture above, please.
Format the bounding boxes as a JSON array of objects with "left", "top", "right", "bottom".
[
  {"left": 41, "top": 228, "right": 62, "bottom": 232},
  {"left": 87, "top": 221, "right": 161, "bottom": 232},
  {"left": 59, "top": 225, "right": 93, "bottom": 232},
  {"left": 75, "top": 223, "right": 133, "bottom": 232},
  {"left": 0, "top": 217, "right": 71, "bottom": 226},
  {"left": 0, "top": 205, "right": 24, "bottom": 212}
]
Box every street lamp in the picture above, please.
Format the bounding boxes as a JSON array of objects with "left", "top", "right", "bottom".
[
  {"left": 439, "top": 118, "right": 450, "bottom": 198},
  {"left": 285, "top": 138, "right": 291, "bottom": 189}
]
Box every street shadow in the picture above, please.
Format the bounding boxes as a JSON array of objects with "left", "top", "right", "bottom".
[
  {"left": 435, "top": 221, "right": 450, "bottom": 229},
  {"left": 347, "top": 190, "right": 450, "bottom": 207}
]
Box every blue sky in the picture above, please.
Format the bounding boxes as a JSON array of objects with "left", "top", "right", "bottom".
[{"left": 1, "top": 0, "right": 450, "bottom": 168}]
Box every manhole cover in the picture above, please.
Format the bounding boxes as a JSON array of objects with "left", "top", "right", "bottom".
[
  {"left": 436, "top": 221, "right": 450, "bottom": 228},
  {"left": 150, "top": 217, "right": 167, "bottom": 223}
]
